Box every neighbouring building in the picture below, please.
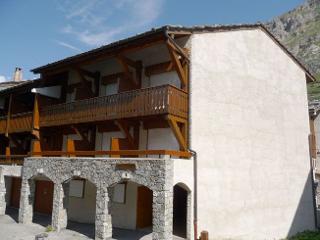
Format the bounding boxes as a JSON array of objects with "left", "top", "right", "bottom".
[{"left": 0, "top": 24, "right": 317, "bottom": 240}]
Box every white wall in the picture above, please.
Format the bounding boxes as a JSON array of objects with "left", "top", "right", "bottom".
[
  {"left": 190, "top": 29, "right": 315, "bottom": 239},
  {"left": 4, "top": 177, "right": 12, "bottom": 205},
  {"left": 68, "top": 180, "right": 96, "bottom": 224},
  {"left": 110, "top": 182, "right": 138, "bottom": 230}
]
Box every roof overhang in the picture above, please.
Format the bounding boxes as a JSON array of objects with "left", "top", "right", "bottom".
[{"left": 31, "top": 24, "right": 317, "bottom": 82}]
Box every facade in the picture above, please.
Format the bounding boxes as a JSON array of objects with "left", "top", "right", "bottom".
[{"left": 0, "top": 24, "right": 316, "bottom": 240}]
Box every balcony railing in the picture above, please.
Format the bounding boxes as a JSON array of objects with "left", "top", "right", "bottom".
[
  {"left": 0, "top": 112, "right": 33, "bottom": 134},
  {"left": 9, "top": 112, "right": 33, "bottom": 133},
  {"left": 39, "top": 84, "right": 188, "bottom": 127}
]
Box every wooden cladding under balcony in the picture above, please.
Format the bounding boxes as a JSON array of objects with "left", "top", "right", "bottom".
[
  {"left": 0, "top": 112, "right": 33, "bottom": 134},
  {"left": 40, "top": 84, "right": 188, "bottom": 127}
]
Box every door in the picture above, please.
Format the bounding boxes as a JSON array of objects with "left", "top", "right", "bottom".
[
  {"left": 136, "top": 186, "right": 153, "bottom": 229},
  {"left": 10, "top": 177, "right": 21, "bottom": 208},
  {"left": 34, "top": 180, "right": 54, "bottom": 215}
]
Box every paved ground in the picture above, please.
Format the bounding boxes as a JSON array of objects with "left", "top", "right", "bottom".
[{"left": 0, "top": 208, "right": 184, "bottom": 240}]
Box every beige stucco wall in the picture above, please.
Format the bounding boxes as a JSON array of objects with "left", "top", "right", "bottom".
[
  {"left": 110, "top": 182, "right": 138, "bottom": 230},
  {"left": 189, "top": 29, "right": 315, "bottom": 239},
  {"left": 68, "top": 180, "right": 96, "bottom": 223}
]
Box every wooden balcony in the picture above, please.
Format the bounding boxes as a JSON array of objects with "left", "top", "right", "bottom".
[
  {"left": 39, "top": 84, "right": 188, "bottom": 127},
  {"left": 0, "top": 112, "right": 33, "bottom": 134}
]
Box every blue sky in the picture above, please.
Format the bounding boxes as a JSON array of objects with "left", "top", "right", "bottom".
[{"left": 0, "top": 0, "right": 304, "bottom": 81}]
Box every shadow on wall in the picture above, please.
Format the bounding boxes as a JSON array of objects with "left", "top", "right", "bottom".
[{"left": 287, "top": 171, "right": 316, "bottom": 237}]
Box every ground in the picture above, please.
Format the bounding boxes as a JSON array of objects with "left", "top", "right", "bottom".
[{"left": 0, "top": 208, "right": 184, "bottom": 240}]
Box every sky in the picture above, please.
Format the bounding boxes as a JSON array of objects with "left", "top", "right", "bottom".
[{"left": 0, "top": 0, "right": 305, "bottom": 81}]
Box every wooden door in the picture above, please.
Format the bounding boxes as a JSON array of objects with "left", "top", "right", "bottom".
[
  {"left": 136, "top": 186, "right": 153, "bottom": 229},
  {"left": 34, "top": 180, "right": 54, "bottom": 215},
  {"left": 10, "top": 177, "right": 21, "bottom": 208}
]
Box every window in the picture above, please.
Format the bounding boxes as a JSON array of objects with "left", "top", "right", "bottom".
[
  {"left": 69, "top": 179, "right": 85, "bottom": 198},
  {"left": 112, "top": 183, "right": 126, "bottom": 203}
]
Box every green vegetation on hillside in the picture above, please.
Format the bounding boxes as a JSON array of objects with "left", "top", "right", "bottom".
[{"left": 284, "top": 231, "right": 320, "bottom": 240}]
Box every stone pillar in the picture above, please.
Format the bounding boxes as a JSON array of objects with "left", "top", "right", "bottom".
[
  {"left": 95, "top": 187, "right": 112, "bottom": 240},
  {"left": 152, "top": 190, "right": 173, "bottom": 240},
  {"left": 152, "top": 156, "right": 174, "bottom": 240},
  {"left": 18, "top": 178, "right": 35, "bottom": 224},
  {"left": 52, "top": 182, "right": 68, "bottom": 231},
  {"left": 0, "top": 169, "right": 6, "bottom": 215}
]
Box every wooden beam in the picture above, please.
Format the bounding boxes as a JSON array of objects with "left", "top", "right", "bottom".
[
  {"left": 117, "top": 55, "right": 142, "bottom": 87},
  {"left": 70, "top": 125, "right": 91, "bottom": 145},
  {"left": 166, "top": 38, "right": 190, "bottom": 61},
  {"left": 110, "top": 138, "right": 120, "bottom": 158},
  {"left": 5, "top": 94, "right": 12, "bottom": 137},
  {"left": 75, "top": 68, "right": 95, "bottom": 96},
  {"left": 31, "top": 140, "right": 42, "bottom": 157},
  {"left": 67, "top": 139, "right": 76, "bottom": 157},
  {"left": 167, "top": 41, "right": 188, "bottom": 90},
  {"left": 115, "top": 120, "right": 134, "bottom": 147},
  {"left": 32, "top": 93, "right": 40, "bottom": 139},
  {"left": 5, "top": 146, "right": 10, "bottom": 161},
  {"left": 166, "top": 115, "right": 187, "bottom": 151},
  {"left": 145, "top": 61, "right": 174, "bottom": 77}
]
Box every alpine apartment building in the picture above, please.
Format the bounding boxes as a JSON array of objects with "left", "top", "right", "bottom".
[{"left": 0, "top": 24, "right": 317, "bottom": 240}]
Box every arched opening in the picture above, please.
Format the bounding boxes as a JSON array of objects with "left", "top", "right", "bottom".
[
  {"left": 109, "top": 181, "right": 153, "bottom": 239},
  {"left": 4, "top": 176, "right": 21, "bottom": 222},
  {"left": 62, "top": 177, "right": 96, "bottom": 239},
  {"left": 31, "top": 176, "right": 54, "bottom": 227},
  {"left": 173, "top": 183, "right": 190, "bottom": 239}
]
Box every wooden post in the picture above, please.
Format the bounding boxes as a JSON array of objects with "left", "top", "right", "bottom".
[
  {"left": 110, "top": 138, "right": 120, "bottom": 158},
  {"left": 200, "top": 231, "right": 209, "bottom": 240},
  {"left": 67, "top": 139, "right": 76, "bottom": 157},
  {"left": 31, "top": 140, "right": 42, "bottom": 157},
  {"left": 5, "top": 94, "right": 12, "bottom": 137},
  {"left": 32, "top": 93, "right": 40, "bottom": 139},
  {"left": 5, "top": 146, "right": 10, "bottom": 162}
]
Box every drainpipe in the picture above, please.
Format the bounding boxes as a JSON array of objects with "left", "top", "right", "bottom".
[{"left": 189, "top": 149, "right": 198, "bottom": 240}]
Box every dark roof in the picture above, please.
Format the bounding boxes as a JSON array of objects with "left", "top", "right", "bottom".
[
  {"left": 31, "top": 24, "right": 315, "bottom": 81},
  {"left": 0, "top": 81, "right": 26, "bottom": 91}
]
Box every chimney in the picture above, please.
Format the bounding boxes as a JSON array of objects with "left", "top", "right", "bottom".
[{"left": 12, "top": 67, "right": 22, "bottom": 82}]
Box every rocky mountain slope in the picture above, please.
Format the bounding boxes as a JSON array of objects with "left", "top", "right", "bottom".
[{"left": 265, "top": 0, "right": 320, "bottom": 98}]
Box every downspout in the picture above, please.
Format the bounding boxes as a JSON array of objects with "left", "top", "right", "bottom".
[{"left": 189, "top": 149, "right": 198, "bottom": 240}]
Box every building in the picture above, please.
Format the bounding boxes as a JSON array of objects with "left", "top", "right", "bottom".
[{"left": 0, "top": 24, "right": 316, "bottom": 240}]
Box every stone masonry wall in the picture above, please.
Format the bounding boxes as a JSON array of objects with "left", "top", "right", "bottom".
[{"left": 19, "top": 157, "right": 173, "bottom": 240}]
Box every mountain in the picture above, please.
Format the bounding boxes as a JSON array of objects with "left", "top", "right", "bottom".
[{"left": 265, "top": 0, "right": 320, "bottom": 99}]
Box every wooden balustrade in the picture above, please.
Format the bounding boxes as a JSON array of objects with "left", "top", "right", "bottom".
[
  {"left": 0, "top": 85, "right": 188, "bottom": 134},
  {"left": 0, "top": 112, "right": 33, "bottom": 134},
  {"left": 40, "top": 84, "right": 188, "bottom": 127},
  {"left": 8, "top": 112, "right": 33, "bottom": 134}
]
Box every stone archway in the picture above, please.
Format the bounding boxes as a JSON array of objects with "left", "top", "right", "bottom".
[
  {"left": 18, "top": 174, "right": 54, "bottom": 226},
  {"left": 107, "top": 180, "right": 153, "bottom": 238},
  {"left": 20, "top": 157, "right": 174, "bottom": 240},
  {"left": 52, "top": 177, "right": 97, "bottom": 238},
  {"left": 173, "top": 183, "right": 192, "bottom": 239}
]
